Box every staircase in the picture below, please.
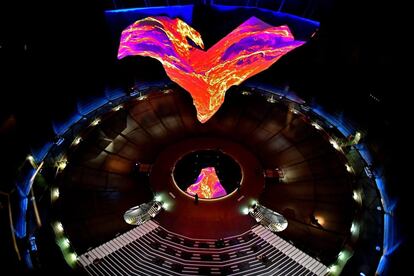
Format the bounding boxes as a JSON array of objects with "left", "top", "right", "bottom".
[{"left": 78, "top": 221, "right": 328, "bottom": 275}]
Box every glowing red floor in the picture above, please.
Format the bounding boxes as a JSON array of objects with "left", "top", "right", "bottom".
[{"left": 151, "top": 137, "right": 264, "bottom": 238}]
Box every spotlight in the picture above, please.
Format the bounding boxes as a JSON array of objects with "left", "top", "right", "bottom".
[
  {"left": 267, "top": 96, "right": 276, "bottom": 103},
  {"left": 338, "top": 251, "right": 346, "bottom": 261},
  {"left": 61, "top": 238, "right": 70, "bottom": 248},
  {"left": 69, "top": 252, "right": 77, "bottom": 262},
  {"left": 351, "top": 222, "right": 359, "bottom": 235},
  {"left": 330, "top": 139, "right": 341, "bottom": 151},
  {"left": 57, "top": 159, "right": 68, "bottom": 170},
  {"left": 73, "top": 137, "right": 82, "bottom": 146},
  {"left": 113, "top": 105, "right": 123, "bottom": 111},
  {"left": 91, "top": 118, "right": 100, "bottom": 126},
  {"left": 353, "top": 191, "right": 362, "bottom": 204},
  {"left": 52, "top": 188, "right": 60, "bottom": 200},
  {"left": 27, "top": 155, "right": 37, "bottom": 167},
  {"left": 311, "top": 122, "right": 322, "bottom": 130},
  {"left": 54, "top": 222, "right": 64, "bottom": 233},
  {"left": 327, "top": 265, "right": 337, "bottom": 273},
  {"left": 242, "top": 207, "right": 250, "bottom": 215},
  {"left": 154, "top": 194, "right": 162, "bottom": 202}
]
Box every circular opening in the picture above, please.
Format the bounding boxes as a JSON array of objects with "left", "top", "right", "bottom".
[{"left": 173, "top": 150, "right": 242, "bottom": 199}]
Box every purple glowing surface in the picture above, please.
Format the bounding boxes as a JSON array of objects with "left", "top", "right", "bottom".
[
  {"left": 118, "top": 16, "right": 305, "bottom": 122},
  {"left": 186, "top": 167, "right": 227, "bottom": 199}
]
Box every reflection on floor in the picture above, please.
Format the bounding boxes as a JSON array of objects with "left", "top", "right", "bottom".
[{"left": 186, "top": 167, "right": 227, "bottom": 199}]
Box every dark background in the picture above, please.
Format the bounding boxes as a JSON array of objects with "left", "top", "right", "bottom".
[{"left": 0, "top": 0, "right": 407, "bottom": 274}]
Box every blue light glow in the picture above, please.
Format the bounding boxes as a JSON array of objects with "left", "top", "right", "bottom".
[
  {"left": 211, "top": 4, "right": 319, "bottom": 40},
  {"left": 31, "top": 142, "right": 53, "bottom": 163},
  {"left": 373, "top": 170, "right": 399, "bottom": 275},
  {"left": 311, "top": 106, "right": 354, "bottom": 137},
  {"left": 52, "top": 113, "right": 82, "bottom": 136},
  {"left": 15, "top": 164, "right": 38, "bottom": 238},
  {"left": 105, "top": 5, "right": 194, "bottom": 33},
  {"left": 77, "top": 96, "right": 108, "bottom": 116},
  {"left": 105, "top": 88, "right": 126, "bottom": 101},
  {"left": 245, "top": 82, "right": 306, "bottom": 104},
  {"left": 375, "top": 176, "right": 395, "bottom": 213},
  {"left": 15, "top": 197, "right": 29, "bottom": 238},
  {"left": 105, "top": 5, "right": 194, "bottom": 24},
  {"left": 355, "top": 144, "right": 374, "bottom": 165},
  {"left": 377, "top": 254, "right": 389, "bottom": 275},
  {"left": 308, "top": 101, "right": 398, "bottom": 276}
]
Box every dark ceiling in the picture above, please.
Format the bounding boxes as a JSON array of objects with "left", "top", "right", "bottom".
[{"left": 0, "top": 0, "right": 407, "bottom": 275}]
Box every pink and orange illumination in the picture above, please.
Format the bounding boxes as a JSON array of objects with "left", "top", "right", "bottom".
[
  {"left": 118, "top": 16, "right": 305, "bottom": 122},
  {"left": 186, "top": 167, "right": 226, "bottom": 199}
]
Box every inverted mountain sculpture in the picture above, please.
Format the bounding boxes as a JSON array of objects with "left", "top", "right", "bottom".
[
  {"left": 118, "top": 16, "right": 305, "bottom": 122},
  {"left": 186, "top": 167, "right": 227, "bottom": 199}
]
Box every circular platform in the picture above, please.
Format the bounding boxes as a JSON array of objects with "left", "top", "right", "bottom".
[
  {"left": 150, "top": 137, "right": 264, "bottom": 238},
  {"left": 56, "top": 88, "right": 354, "bottom": 262},
  {"left": 173, "top": 149, "right": 242, "bottom": 200}
]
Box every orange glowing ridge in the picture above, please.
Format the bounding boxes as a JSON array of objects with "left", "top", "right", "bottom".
[
  {"left": 118, "top": 16, "right": 306, "bottom": 122},
  {"left": 186, "top": 167, "right": 226, "bottom": 199}
]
